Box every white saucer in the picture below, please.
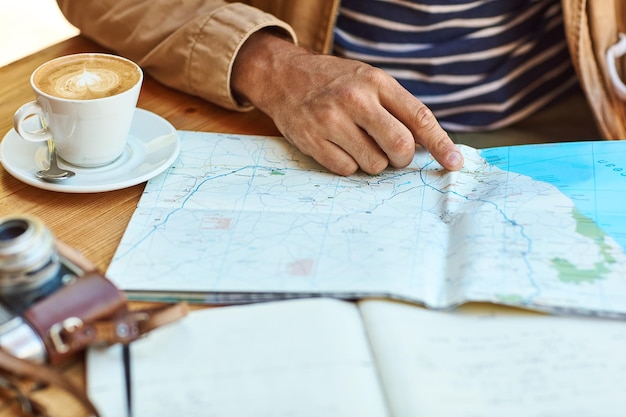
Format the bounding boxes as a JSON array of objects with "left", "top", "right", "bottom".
[{"left": 0, "top": 108, "right": 180, "bottom": 193}]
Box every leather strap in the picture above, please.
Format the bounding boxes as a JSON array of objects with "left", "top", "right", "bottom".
[
  {"left": 0, "top": 348, "right": 100, "bottom": 416},
  {"left": 50, "top": 302, "right": 189, "bottom": 354}
]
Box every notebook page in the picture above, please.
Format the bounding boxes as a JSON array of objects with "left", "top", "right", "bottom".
[
  {"left": 87, "top": 298, "right": 389, "bottom": 417},
  {"left": 359, "top": 300, "right": 626, "bottom": 417}
]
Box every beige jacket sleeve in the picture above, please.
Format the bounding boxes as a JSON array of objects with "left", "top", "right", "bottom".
[{"left": 57, "top": 0, "right": 297, "bottom": 111}]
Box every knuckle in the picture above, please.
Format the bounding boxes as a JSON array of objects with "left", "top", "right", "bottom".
[
  {"left": 389, "top": 132, "right": 415, "bottom": 155},
  {"left": 334, "top": 85, "right": 365, "bottom": 109},
  {"left": 335, "top": 67, "right": 388, "bottom": 106},
  {"left": 409, "top": 105, "right": 453, "bottom": 156},
  {"left": 384, "top": 131, "right": 415, "bottom": 167},
  {"left": 359, "top": 65, "right": 389, "bottom": 87},
  {"left": 431, "top": 135, "right": 453, "bottom": 154},
  {"left": 412, "top": 105, "right": 438, "bottom": 131}
]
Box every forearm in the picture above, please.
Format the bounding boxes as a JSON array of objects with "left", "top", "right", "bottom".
[{"left": 57, "top": 0, "right": 297, "bottom": 110}]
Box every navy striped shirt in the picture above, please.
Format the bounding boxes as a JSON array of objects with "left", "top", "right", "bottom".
[{"left": 333, "top": 0, "right": 578, "bottom": 131}]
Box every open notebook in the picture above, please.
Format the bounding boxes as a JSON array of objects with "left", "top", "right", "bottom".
[{"left": 87, "top": 298, "right": 626, "bottom": 417}]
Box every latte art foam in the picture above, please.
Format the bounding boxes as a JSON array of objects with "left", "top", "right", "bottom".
[
  {"left": 33, "top": 54, "right": 141, "bottom": 100},
  {"left": 53, "top": 68, "right": 123, "bottom": 99}
]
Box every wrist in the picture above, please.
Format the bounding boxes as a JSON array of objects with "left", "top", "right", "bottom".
[{"left": 231, "top": 30, "right": 302, "bottom": 110}]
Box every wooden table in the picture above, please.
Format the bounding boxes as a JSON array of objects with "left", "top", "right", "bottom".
[{"left": 0, "top": 36, "right": 281, "bottom": 416}]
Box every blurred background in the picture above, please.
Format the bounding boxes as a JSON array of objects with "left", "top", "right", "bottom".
[{"left": 0, "top": 0, "right": 79, "bottom": 67}]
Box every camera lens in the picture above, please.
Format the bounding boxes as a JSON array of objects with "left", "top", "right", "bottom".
[
  {"left": 0, "top": 219, "right": 28, "bottom": 240},
  {"left": 0, "top": 215, "right": 61, "bottom": 298}
]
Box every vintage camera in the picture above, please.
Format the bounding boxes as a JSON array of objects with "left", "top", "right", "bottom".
[
  {"left": 0, "top": 215, "right": 82, "bottom": 312},
  {"left": 0, "top": 215, "right": 125, "bottom": 365}
]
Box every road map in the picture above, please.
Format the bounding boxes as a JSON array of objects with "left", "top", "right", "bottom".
[{"left": 106, "top": 132, "right": 626, "bottom": 317}]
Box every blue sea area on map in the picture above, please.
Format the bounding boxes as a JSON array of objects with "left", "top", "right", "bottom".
[{"left": 479, "top": 141, "right": 626, "bottom": 252}]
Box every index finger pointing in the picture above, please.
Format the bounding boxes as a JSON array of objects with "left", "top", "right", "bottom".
[
  {"left": 382, "top": 81, "right": 464, "bottom": 171},
  {"left": 410, "top": 105, "right": 464, "bottom": 170}
]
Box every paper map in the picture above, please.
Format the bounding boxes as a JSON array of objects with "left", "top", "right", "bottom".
[{"left": 106, "top": 132, "right": 626, "bottom": 316}]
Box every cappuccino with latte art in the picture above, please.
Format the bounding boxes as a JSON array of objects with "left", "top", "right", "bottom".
[
  {"left": 33, "top": 54, "right": 141, "bottom": 100},
  {"left": 14, "top": 53, "right": 143, "bottom": 167}
]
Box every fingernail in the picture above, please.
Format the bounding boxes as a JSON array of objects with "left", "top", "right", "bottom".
[{"left": 446, "top": 151, "right": 463, "bottom": 168}]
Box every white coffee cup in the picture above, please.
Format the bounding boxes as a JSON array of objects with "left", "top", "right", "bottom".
[{"left": 13, "top": 53, "right": 143, "bottom": 167}]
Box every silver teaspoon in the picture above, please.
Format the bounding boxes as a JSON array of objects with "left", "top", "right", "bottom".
[{"left": 35, "top": 140, "right": 75, "bottom": 181}]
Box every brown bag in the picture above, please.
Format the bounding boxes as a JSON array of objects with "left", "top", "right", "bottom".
[{"left": 562, "top": 0, "right": 626, "bottom": 139}]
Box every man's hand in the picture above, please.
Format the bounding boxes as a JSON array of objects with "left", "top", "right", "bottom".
[{"left": 232, "top": 32, "right": 464, "bottom": 176}]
